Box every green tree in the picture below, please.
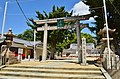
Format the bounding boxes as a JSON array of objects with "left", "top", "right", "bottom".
[
  {"left": 17, "top": 29, "right": 43, "bottom": 41},
  {"left": 17, "top": 29, "right": 34, "bottom": 41},
  {"left": 83, "top": 0, "right": 120, "bottom": 55},
  {"left": 27, "top": 6, "right": 73, "bottom": 59},
  {"left": 81, "top": 33, "right": 95, "bottom": 43}
]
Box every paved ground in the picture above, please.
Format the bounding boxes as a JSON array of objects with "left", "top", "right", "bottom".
[
  {"left": 13, "top": 57, "right": 98, "bottom": 68},
  {"left": 10, "top": 59, "right": 96, "bottom": 69}
]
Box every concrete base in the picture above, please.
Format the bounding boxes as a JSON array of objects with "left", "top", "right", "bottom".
[
  {"left": 40, "top": 60, "right": 47, "bottom": 62},
  {"left": 80, "top": 63, "right": 88, "bottom": 66}
]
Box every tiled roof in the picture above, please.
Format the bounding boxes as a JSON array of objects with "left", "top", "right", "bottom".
[
  {"left": 0, "top": 36, "right": 42, "bottom": 47},
  {"left": 13, "top": 38, "right": 42, "bottom": 47}
]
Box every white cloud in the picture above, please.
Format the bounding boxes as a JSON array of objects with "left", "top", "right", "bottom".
[{"left": 71, "top": 1, "right": 90, "bottom": 16}]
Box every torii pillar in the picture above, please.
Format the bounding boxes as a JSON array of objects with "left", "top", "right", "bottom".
[
  {"left": 76, "top": 20, "right": 82, "bottom": 63},
  {"left": 42, "top": 23, "right": 48, "bottom": 62}
]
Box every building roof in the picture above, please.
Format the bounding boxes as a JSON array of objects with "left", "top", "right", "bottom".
[
  {"left": 0, "top": 36, "right": 43, "bottom": 49},
  {"left": 63, "top": 48, "right": 77, "bottom": 54},
  {"left": 63, "top": 43, "right": 95, "bottom": 53},
  {"left": 13, "top": 38, "right": 42, "bottom": 47}
]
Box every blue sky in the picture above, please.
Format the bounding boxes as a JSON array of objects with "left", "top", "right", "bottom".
[{"left": 0, "top": 0, "right": 96, "bottom": 36}]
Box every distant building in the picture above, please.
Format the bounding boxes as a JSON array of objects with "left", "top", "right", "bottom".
[{"left": 63, "top": 43, "right": 98, "bottom": 57}]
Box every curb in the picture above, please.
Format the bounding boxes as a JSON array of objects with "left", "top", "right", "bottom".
[{"left": 101, "top": 67, "right": 112, "bottom": 79}]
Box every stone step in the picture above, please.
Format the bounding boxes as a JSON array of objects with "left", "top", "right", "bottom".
[
  {"left": 0, "top": 71, "right": 105, "bottom": 79},
  {"left": 2, "top": 67, "right": 102, "bottom": 75},
  {"left": 0, "top": 75, "right": 51, "bottom": 79},
  {"left": 0, "top": 60, "right": 106, "bottom": 79},
  {"left": 6, "top": 65, "right": 100, "bottom": 71}
]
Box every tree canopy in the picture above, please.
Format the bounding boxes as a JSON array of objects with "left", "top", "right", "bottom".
[
  {"left": 17, "top": 29, "right": 34, "bottom": 41},
  {"left": 83, "top": 0, "right": 120, "bottom": 55}
]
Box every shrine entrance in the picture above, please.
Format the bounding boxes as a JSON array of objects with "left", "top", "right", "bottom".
[{"left": 34, "top": 15, "right": 90, "bottom": 64}]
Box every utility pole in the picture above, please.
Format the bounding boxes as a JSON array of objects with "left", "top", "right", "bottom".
[
  {"left": 103, "top": 0, "right": 111, "bottom": 69},
  {"left": 34, "top": 29, "right": 36, "bottom": 60},
  {"left": 1, "top": 0, "right": 8, "bottom": 38}
]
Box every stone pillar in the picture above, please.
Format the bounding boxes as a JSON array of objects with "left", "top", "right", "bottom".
[
  {"left": 1, "top": 47, "right": 7, "bottom": 65},
  {"left": 76, "top": 20, "right": 82, "bottom": 63},
  {"left": 81, "top": 38, "right": 88, "bottom": 65},
  {"left": 103, "top": 51, "right": 111, "bottom": 70},
  {"left": 106, "top": 53, "right": 110, "bottom": 69},
  {"left": 18, "top": 54, "right": 21, "bottom": 62},
  {"left": 28, "top": 55, "right": 30, "bottom": 61},
  {"left": 115, "top": 55, "right": 119, "bottom": 70},
  {"left": 42, "top": 23, "right": 48, "bottom": 62},
  {"left": 111, "top": 56, "right": 115, "bottom": 69}
]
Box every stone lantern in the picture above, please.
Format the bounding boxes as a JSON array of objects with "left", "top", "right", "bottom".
[
  {"left": 1, "top": 28, "right": 18, "bottom": 65},
  {"left": 98, "top": 26, "right": 119, "bottom": 70}
]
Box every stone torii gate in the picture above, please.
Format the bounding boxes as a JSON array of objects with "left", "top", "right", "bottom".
[{"left": 34, "top": 16, "right": 89, "bottom": 63}]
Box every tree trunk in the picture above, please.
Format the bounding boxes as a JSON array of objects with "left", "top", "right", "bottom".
[{"left": 50, "top": 41, "right": 56, "bottom": 60}]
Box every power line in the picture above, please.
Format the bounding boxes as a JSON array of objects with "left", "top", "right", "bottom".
[
  {"left": 108, "top": 0, "right": 120, "bottom": 16},
  {"left": 15, "top": 0, "right": 30, "bottom": 22}
]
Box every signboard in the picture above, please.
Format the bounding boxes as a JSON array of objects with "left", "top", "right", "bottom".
[
  {"left": 82, "top": 38, "right": 87, "bottom": 64},
  {"left": 57, "top": 19, "right": 64, "bottom": 28},
  {"left": 18, "top": 48, "right": 23, "bottom": 54}
]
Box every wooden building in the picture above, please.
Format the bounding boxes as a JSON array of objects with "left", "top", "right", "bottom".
[{"left": 0, "top": 37, "right": 43, "bottom": 60}]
